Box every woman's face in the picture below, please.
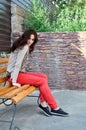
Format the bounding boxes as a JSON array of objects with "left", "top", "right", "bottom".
[{"left": 27, "top": 34, "right": 35, "bottom": 46}]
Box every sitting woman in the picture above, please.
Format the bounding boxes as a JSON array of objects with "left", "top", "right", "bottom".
[{"left": 7, "top": 29, "right": 69, "bottom": 117}]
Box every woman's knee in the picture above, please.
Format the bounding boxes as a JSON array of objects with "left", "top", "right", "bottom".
[
  {"left": 41, "top": 73, "right": 48, "bottom": 79},
  {"left": 39, "top": 77, "right": 47, "bottom": 86}
]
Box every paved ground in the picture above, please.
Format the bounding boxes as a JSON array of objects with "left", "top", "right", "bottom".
[{"left": 0, "top": 90, "right": 86, "bottom": 130}]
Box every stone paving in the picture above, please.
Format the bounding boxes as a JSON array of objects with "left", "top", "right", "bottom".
[{"left": 0, "top": 90, "right": 86, "bottom": 130}]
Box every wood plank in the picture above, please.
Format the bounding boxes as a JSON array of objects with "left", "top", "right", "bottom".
[
  {"left": 0, "top": 58, "right": 9, "bottom": 64},
  {"left": 0, "top": 85, "right": 10, "bottom": 91},
  {"left": 4, "top": 84, "right": 30, "bottom": 98},
  {"left": 0, "top": 77, "right": 6, "bottom": 83},
  {"left": 12, "top": 86, "right": 36, "bottom": 104},
  {"left": 0, "top": 86, "right": 17, "bottom": 96},
  {"left": 0, "top": 67, "right": 7, "bottom": 74}
]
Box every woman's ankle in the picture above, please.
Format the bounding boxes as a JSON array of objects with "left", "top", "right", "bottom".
[
  {"left": 53, "top": 107, "right": 59, "bottom": 110},
  {"left": 40, "top": 101, "right": 48, "bottom": 107}
]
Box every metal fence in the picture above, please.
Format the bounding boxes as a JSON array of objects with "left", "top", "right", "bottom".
[{"left": 12, "top": 0, "right": 32, "bottom": 11}]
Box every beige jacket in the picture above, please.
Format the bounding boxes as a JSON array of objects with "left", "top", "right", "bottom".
[{"left": 7, "top": 44, "right": 29, "bottom": 83}]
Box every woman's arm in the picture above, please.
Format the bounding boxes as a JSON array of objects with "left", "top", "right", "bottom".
[{"left": 9, "top": 45, "right": 29, "bottom": 85}]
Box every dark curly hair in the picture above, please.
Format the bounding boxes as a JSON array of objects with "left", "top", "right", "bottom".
[{"left": 11, "top": 29, "right": 38, "bottom": 53}]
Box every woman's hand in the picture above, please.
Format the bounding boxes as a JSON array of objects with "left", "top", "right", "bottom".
[{"left": 12, "top": 82, "right": 21, "bottom": 87}]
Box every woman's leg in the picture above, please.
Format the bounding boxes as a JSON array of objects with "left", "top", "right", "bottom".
[
  {"left": 8, "top": 72, "right": 47, "bottom": 103},
  {"left": 17, "top": 72, "right": 59, "bottom": 109},
  {"left": 28, "top": 72, "right": 48, "bottom": 80},
  {"left": 23, "top": 72, "right": 48, "bottom": 102}
]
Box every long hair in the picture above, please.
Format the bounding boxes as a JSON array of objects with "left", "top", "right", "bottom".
[{"left": 11, "top": 29, "right": 38, "bottom": 54}]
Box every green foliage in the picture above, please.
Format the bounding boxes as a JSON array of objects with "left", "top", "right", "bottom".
[
  {"left": 51, "top": 0, "right": 86, "bottom": 8},
  {"left": 24, "top": 0, "right": 52, "bottom": 32},
  {"left": 55, "top": 5, "right": 86, "bottom": 31},
  {"left": 24, "top": 0, "right": 86, "bottom": 32}
]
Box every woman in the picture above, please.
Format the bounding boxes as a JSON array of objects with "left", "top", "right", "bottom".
[{"left": 7, "top": 29, "right": 69, "bottom": 117}]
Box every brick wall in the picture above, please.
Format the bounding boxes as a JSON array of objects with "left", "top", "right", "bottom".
[{"left": 13, "top": 32, "right": 86, "bottom": 89}]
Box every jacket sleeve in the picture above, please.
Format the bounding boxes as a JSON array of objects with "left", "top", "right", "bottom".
[
  {"left": 7, "top": 52, "right": 17, "bottom": 73},
  {"left": 11, "top": 45, "right": 28, "bottom": 83}
]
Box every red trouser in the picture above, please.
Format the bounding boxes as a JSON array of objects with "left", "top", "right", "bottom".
[{"left": 9, "top": 72, "right": 58, "bottom": 109}]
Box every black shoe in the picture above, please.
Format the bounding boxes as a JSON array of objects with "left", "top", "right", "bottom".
[
  {"left": 39, "top": 104, "right": 52, "bottom": 117},
  {"left": 51, "top": 108, "right": 69, "bottom": 117}
]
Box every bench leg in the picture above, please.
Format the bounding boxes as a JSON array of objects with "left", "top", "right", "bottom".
[
  {"left": 0, "top": 104, "right": 20, "bottom": 130},
  {"left": 9, "top": 104, "right": 20, "bottom": 130}
]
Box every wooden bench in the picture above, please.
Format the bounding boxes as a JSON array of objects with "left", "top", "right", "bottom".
[{"left": 0, "top": 58, "right": 37, "bottom": 130}]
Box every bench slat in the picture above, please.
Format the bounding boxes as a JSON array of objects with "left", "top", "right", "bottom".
[
  {"left": 0, "top": 86, "right": 17, "bottom": 96},
  {"left": 0, "top": 68, "right": 7, "bottom": 74},
  {"left": 12, "top": 86, "right": 36, "bottom": 104},
  {"left": 4, "top": 84, "right": 30, "bottom": 98},
  {"left": 0, "top": 58, "right": 9, "bottom": 64},
  {"left": 0, "top": 85, "right": 10, "bottom": 91},
  {"left": 0, "top": 77, "right": 6, "bottom": 83}
]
